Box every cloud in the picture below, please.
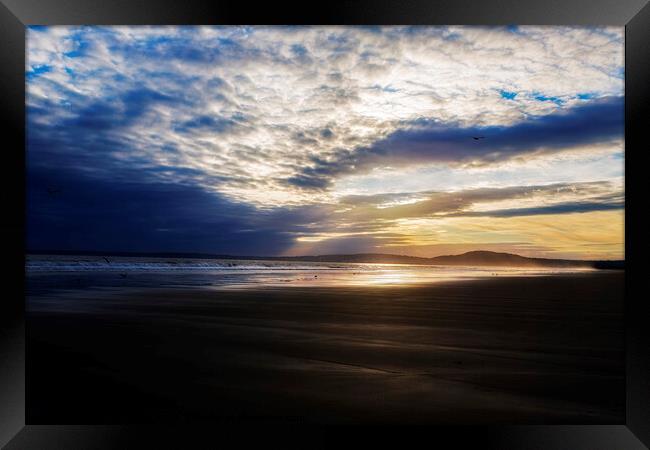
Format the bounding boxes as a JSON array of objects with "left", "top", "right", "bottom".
[
  {"left": 25, "top": 26, "right": 625, "bottom": 258},
  {"left": 267, "top": 181, "right": 623, "bottom": 246},
  {"left": 289, "top": 96, "right": 623, "bottom": 189},
  {"left": 459, "top": 200, "right": 622, "bottom": 218},
  {"left": 345, "top": 181, "right": 620, "bottom": 219},
  {"left": 26, "top": 167, "right": 296, "bottom": 255},
  {"left": 27, "top": 25, "right": 624, "bottom": 207},
  {"left": 174, "top": 115, "right": 241, "bottom": 135}
]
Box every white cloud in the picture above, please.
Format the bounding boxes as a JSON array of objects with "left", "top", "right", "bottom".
[{"left": 27, "top": 26, "right": 624, "bottom": 208}]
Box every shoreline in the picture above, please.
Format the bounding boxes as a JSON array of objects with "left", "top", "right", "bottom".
[{"left": 25, "top": 267, "right": 609, "bottom": 297}]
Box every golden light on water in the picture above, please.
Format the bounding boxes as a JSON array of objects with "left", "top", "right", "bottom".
[{"left": 217, "top": 264, "right": 595, "bottom": 290}]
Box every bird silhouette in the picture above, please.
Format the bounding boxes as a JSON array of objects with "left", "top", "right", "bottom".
[
  {"left": 471, "top": 136, "right": 485, "bottom": 140},
  {"left": 103, "top": 257, "right": 111, "bottom": 264}
]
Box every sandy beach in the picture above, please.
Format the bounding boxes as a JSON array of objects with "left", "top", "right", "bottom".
[{"left": 26, "top": 271, "right": 624, "bottom": 424}]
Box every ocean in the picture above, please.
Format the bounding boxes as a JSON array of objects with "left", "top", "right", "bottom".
[{"left": 26, "top": 254, "right": 593, "bottom": 293}]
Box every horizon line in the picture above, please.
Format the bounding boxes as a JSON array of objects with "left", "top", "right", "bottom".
[{"left": 26, "top": 249, "right": 625, "bottom": 263}]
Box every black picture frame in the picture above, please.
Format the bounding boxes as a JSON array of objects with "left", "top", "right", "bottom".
[{"left": 1, "top": 0, "right": 648, "bottom": 448}]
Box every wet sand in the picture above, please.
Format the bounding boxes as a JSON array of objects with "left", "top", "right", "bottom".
[{"left": 26, "top": 272, "right": 624, "bottom": 424}]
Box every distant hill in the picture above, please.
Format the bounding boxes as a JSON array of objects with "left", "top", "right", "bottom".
[
  {"left": 429, "top": 250, "right": 593, "bottom": 268},
  {"left": 29, "top": 249, "right": 624, "bottom": 269},
  {"left": 283, "top": 250, "right": 613, "bottom": 268}
]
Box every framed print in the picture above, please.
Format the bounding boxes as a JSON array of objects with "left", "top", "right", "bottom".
[{"left": 1, "top": 0, "right": 649, "bottom": 448}]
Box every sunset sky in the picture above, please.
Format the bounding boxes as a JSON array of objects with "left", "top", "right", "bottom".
[{"left": 26, "top": 26, "right": 624, "bottom": 259}]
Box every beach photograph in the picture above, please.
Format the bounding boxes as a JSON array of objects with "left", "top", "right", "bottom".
[{"left": 26, "top": 25, "right": 625, "bottom": 424}]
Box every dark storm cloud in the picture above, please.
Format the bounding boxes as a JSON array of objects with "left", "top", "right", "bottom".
[
  {"left": 106, "top": 33, "right": 257, "bottom": 65},
  {"left": 320, "top": 128, "right": 334, "bottom": 139},
  {"left": 458, "top": 200, "right": 623, "bottom": 218},
  {"left": 285, "top": 175, "right": 332, "bottom": 190},
  {"left": 64, "top": 87, "right": 175, "bottom": 131},
  {"left": 25, "top": 82, "right": 294, "bottom": 255},
  {"left": 174, "top": 115, "right": 239, "bottom": 134},
  {"left": 27, "top": 85, "right": 195, "bottom": 178},
  {"left": 27, "top": 167, "right": 296, "bottom": 256},
  {"left": 287, "top": 96, "right": 624, "bottom": 190}
]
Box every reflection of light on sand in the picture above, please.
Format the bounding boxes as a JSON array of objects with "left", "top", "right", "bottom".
[
  {"left": 359, "top": 269, "right": 417, "bottom": 286},
  {"left": 215, "top": 265, "right": 595, "bottom": 290}
]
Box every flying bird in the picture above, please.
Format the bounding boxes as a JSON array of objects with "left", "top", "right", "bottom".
[
  {"left": 471, "top": 136, "right": 485, "bottom": 140},
  {"left": 103, "top": 257, "right": 111, "bottom": 264}
]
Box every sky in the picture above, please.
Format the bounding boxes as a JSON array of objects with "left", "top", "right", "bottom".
[{"left": 26, "top": 26, "right": 625, "bottom": 259}]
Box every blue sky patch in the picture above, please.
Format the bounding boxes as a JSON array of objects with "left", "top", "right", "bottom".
[
  {"left": 26, "top": 64, "right": 52, "bottom": 80},
  {"left": 532, "top": 92, "right": 565, "bottom": 105},
  {"left": 499, "top": 90, "right": 517, "bottom": 100},
  {"left": 63, "top": 36, "right": 90, "bottom": 58}
]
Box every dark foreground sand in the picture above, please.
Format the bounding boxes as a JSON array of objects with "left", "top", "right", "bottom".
[{"left": 26, "top": 272, "right": 624, "bottom": 424}]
